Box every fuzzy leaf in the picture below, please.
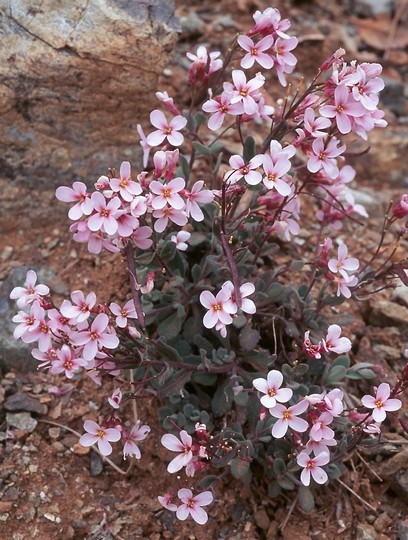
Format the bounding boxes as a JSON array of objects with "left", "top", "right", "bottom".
[
  {"left": 230, "top": 458, "right": 250, "bottom": 480},
  {"left": 199, "top": 475, "right": 219, "bottom": 489},
  {"left": 332, "top": 355, "right": 350, "bottom": 368},
  {"left": 243, "top": 136, "right": 256, "bottom": 162},
  {"left": 298, "top": 486, "right": 315, "bottom": 513},
  {"left": 239, "top": 326, "right": 260, "bottom": 351}
]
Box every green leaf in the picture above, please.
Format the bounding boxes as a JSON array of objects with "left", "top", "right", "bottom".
[
  {"left": 268, "top": 481, "right": 281, "bottom": 497},
  {"left": 155, "top": 337, "right": 183, "bottom": 363},
  {"left": 239, "top": 326, "right": 260, "bottom": 351},
  {"left": 230, "top": 458, "right": 250, "bottom": 480},
  {"left": 199, "top": 475, "right": 219, "bottom": 489},
  {"left": 332, "top": 355, "right": 350, "bottom": 369},
  {"left": 157, "top": 313, "right": 184, "bottom": 340},
  {"left": 159, "top": 241, "right": 177, "bottom": 262},
  {"left": 195, "top": 111, "right": 207, "bottom": 126},
  {"left": 290, "top": 260, "right": 305, "bottom": 272},
  {"left": 234, "top": 391, "right": 249, "bottom": 407},
  {"left": 192, "top": 372, "right": 217, "bottom": 386},
  {"left": 193, "top": 141, "right": 224, "bottom": 155},
  {"left": 323, "top": 294, "right": 346, "bottom": 306},
  {"left": 298, "top": 486, "right": 315, "bottom": 513},
  {"left": 266, "top": 282, "right": 284, "bottom": 302},
  {"left": 191, "top": 263, "right": 201, "bottom": 282},
  {"left": 273, "top": 458, "right": 286, "bottom": 476},
  {"left": 326, "top": 365, "right": 347, "bottom": 384},
  {"left": 327, "top": 463, "right": 342, "bottom": 479},
  {"left": 243, "top": 136, "right": 256, "bottom": 162},
  {"left": 277, "top": 476, "right": 295, "bottom": 490}
]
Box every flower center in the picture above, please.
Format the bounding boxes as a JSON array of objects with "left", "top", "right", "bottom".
[
  {"left": 40, "top": 324, "right": 48, "bottom": 334},
  {"left": 283, "top": 411, "right": 291, "bottom": 420},
  {"left": 268, "top": 388, "right": 276, "bottom": 397},
  {"left": 64, "top": 360, "right": 73, "bottom": 370},
  {"left": 319, "top": 152, "right": 326, "bottom": 160},
  {"left": 268, "top": 173, "right": 276, "bottom": 182},
  {"left": 97, "top": 429, "right": 105, "bottom": 439},
  {"left": 121, "top": 309, "right": 128, "bottom": 318},
  {"left": 164, "top": 127, "right": 172, "bottom": 135},
  {"left": 163, "top": 188, "right": 171, "bottom": 198},
  {"left": 336, "top": 105, "right": 344, "bottom": 113},
  {"left": 187, "top": 499, "right": 195, "bottom": 509},
  {"left": 240, "top": 88, "right": 248, "bottom": 97},
  {"left": 119, "top": 178, "right": 128, "bottom": 188},
  {"left": 90, "top": 332, "right": 98, "bottom": 341},
  {"left": 220, "top": 105, "right": 228, "bottom": 113},
  {"left": 240, "top": 167, "right": 249, "bottom": 175},
  {"left": 375, "top": 399, "right": 383, "bottom": 409},
  {"left": 306, "top": 460, "right": 315, "bottom": 469},
  {"left": 100, "top": 209, "right": 109, "bottom": 218},
  {"left": 213, "top": 303, "right": 222, "bottom": 311},
  {"left": 250, "top": 47, "right": 258, "bottom": 56}
]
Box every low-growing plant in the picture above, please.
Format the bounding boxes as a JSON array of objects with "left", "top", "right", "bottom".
[{"left": 10, "top": 6, "right": 408, "bottom": 524}]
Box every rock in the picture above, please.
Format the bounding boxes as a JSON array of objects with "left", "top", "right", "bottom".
[
  {"left": 394, "top": 470, "right": 408, "bottom": 502},
  {"left": 349, "top": 188, "right": 388, "bottom": 219},
  {"left": 377, "top": 449, "right": 408, "bottom": 478},
  {"left": 356, "top": 523, "right": 378, "bottom": 540},
  {"left": 4, "top": 392, "right": 47, "bottom": 415},
  {"left": 90, "top": 451, "right": 104, "bottom": 476},
  {"left": 0, "top": 265, "right": 67, "bottom": 372},
  {"left": 6, "top": 412, "right": 38, "bottom": 432},
  {"left": 367, "top": 300, "right": 408, "bottom": 327},
  {"left": 352, "top": 0, "right": 393, "bottom": 17},
  {"left": 0, "top": 0, "right": 179, "bottom": 189},
  {"left": 0, "top": 502, "right": 12, "bottom": 513},
  {"left": 391, "top": 281, "right": 408, "bottom": 307},
  {"left": 397, "top": 519, "right": 408, "bottom": 540},
  {"left": 373, "top": 512, "right": 392, "bottom": 533},
  {"left": 381, "top": 76, "right": 406, "bottom": 117},
  {"left": 180, "top": 11, "right": 205, "bottom": 39},
  {"left": 254, "top": 508, "right": 270, "bottom": 530}
]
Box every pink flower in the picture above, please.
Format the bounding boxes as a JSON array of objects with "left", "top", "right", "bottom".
[
  {"left": 51, "top": 345, "right": 88, "bottom": 378},
  {"left": 150, "top": 177, "right": 185, "bottom": 210},
  {"left": 56, "top": 181, "right": 94, "bottom": 220},
  {"left": 202, "top": 94, "right": 243, "bottom": 131},
  {"left": 328, "top": 244, "right": 359, "bottom": 278},
  {"left": 303, "top": 107, "right": 331, "bottom": 138},
  {"left": 309, "top": 412, "right": 335, "bottom": 442},
  {"left": 10, "top": 270, "right": 50, "bottom": 309},
  {"left": 200, "top": 289, "right": 237, "bottom": 329},
  {"left": 297, "top": 451, "right": 330, "bottom": 486},
  {"left": 176, "top": 489, "right": 213, "bottom": 525},
  {"left": 155, "top": 91, "right": 181, "bottom": 116},
  {"left": 184, "top": 181, "right": 214, "bottom": 222},
  {"left": 146, "top": 110, "right": 187, "bottom": 147},
  {"left": 238, "top": 35, "right": 274, "bottom": 69},
  {"left": 320, "top": 84, "right": 365, "bottom": 134},
  {"left": 88, "top": 192, "right": 121, "bottom": 236},
  {"left": 307, "top": 137, "right": 345, "bottom": 179},
  {"left": 262, "top": 154, "right": 291, "bottom": 196},
  {"left": 108, "top": 388, "right": 122, "bottom": 409},
  {"left": 322, "top": 324, "right": 351, "bottom": 354},
  {"left": 273, "top": 37, "right": 298, "bottom": 86},
  {"left": 229, "top": 70, "right": 265, "bottom": 115},
  {"left": 152, "top": 207, "right": 188, "bottom": 233},
  {"left": 158, "top": 493, "right": 178, "bottom": 512},
  {"left": 60, "top": 290, "right": 96, "bottom": 323},
  {"left": 12, "top": 307, "right": 40, "bottom": 340},
  {"left": 225, "top": 154, "right": 264, "bottom": 185},
  {"left": 269, "top": 400, "right": 309, "bottom": 438},
  {"left": 333, "top": 273, "right": 358, "bottom": 298},
  {"left": 122, "top": 421, "right": 150, "bottom": 459},
  {"left": 72, "top": 313, "right": 119, "bottom": 361},
  {"left": 161, "top": 430, "right": 193, "bottom": 473},
  {"left": 140, "top": 272, "right": 155, "bottom": 294},
  {"left": 222, "top": 281, "right": 256, "bottom": 314},
  {"left": 137, "top": 124, "right": 152, "bottom": 167},
  {"left": 24, "top": 303, "right": 54, "bottom": 352},
  {"left": 361, "top": 383, "right": 402, "bottom": 422},
  {"left": 110, "top": 161, "right": 142, "bottom": 202},
  {"left": 79, "top": 420, "right": 121, "bottom": 456},
  {"left": 303, "top": 331, "right": 322, "bottom": 359},
  {"left": 132, "top": 226, "right": 153, "bottom": 249},
  {"left": 252, "top": 369, "right": 293, "bottom": 408},
  {"left": 171, "top": 231, "right": 191, "bottom": 251},
  {"left": 186, "top": 45, "right": 223, "bottom": 84},
  {"left": 109, "top": 300, "right": 137, "bottom": 328}
]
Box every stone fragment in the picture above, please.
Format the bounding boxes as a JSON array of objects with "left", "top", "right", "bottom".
[
  {"left": 356, "top": 523, "right": 378, "bottom": 540},
  {"left": 6, "top": 412, "right": 38, "bottom": 432},
  {"left": 367, "top": 300, "right": 408, "bottom": 327},
  {"left": 0, "top": 0, "right": 179, "bottom": 187},
  {"left": 4, "top": 392, "right": 47, "bottom": 415},
  {"left": 180, "top": 11, "right": 205, "bottom": 39},
  {"left": 398, "top": 519, "right": 408, "bottom": 540},
  {"left": 90, "top": 451, "right": 104, "bottom": 476},
  {"left": 376, "top": 449, "right": 408, "bottom": 478},
  {"left": 373, "top": 512, "right": 392, "bottom": 533},
  {"left": 352, "top": 0, "right": 393, "bottom": 17},
  {"left": 381, "top": 76, "right": 406, "bottom": 117},
  {"left": 254, "top": 508, "right": 270, "bottom": 530},
  {"left": 394, "top": 470, "right": 408, "bottom": 502}
]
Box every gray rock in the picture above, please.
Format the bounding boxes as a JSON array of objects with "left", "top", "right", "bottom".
[
  {"left": 353, "top": 0, "right": 393, "bottom": 17},
  {"left": 180, "top": 12, "right": 205, "bottom": 39},
  {"left": 6, "top": 412, "right": 38, "bottom": 432},
  {"left": 367, "top": 300, "right": 408, "bottom": 327},
  {"left": 394, "top": 470, "right": 408, "bottom": 502},
  {"left": 381, "top": 76, "right": 406, "bottom": 117},
  {"left": 356, "top": 523, "right": 378, "bottom": 540},
  {"left": 4, "top": 392, "right": 47, "bottom": 415},
  {"left": 90, "top": 451, "right": 104, "bottom": 476},
  {"left": 397, "top": 518, "right": 408, "bottom": 540},
  {"left": 0, "top": 265, "right": 68, "bottom": 372},
  {"left": 391, "top": 280, "right": 408, "bottom": 307}
]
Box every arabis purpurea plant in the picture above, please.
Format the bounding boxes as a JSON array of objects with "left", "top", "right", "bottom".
[{"left": 10, "top": 6, "right": 408, "bottom": 522}]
